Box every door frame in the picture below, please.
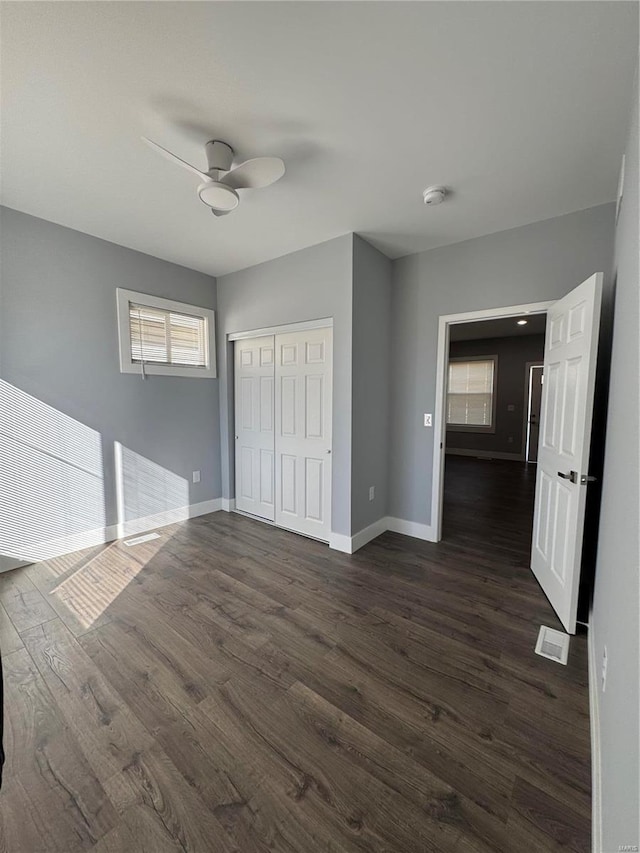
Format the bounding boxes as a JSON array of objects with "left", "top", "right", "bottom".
[
  {"left": 228, "top": 317, "right": 333, "bottom": 342},
  {"left": 432, "top": 300, "right": 554, "bottom": 542},
  {"left": 227, "top": 317, "right": 334, "bottom": 535},
  {"left": 523, "top": 361, "right": 544, "bottom": 463}
]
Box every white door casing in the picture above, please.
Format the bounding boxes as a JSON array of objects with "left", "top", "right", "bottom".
[
  {"left": 275, "top": 327, "right": 332, "bottom": 541},
  {"left": 531, "top": 273, "right": 603, "bottom": 634},
  {"left": 526, "top": 363, "right": 544, "bottom": 464},
  {"left": 234, "top": 336, "right": 275, "bottom": 521}
]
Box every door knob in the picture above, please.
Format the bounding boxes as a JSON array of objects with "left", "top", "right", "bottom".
[
  {"left": 326, "top": 449, "right": 331, "bottom": 454},
  {"left": 558, "top": 470, "right": 578, "bottom": 484}
]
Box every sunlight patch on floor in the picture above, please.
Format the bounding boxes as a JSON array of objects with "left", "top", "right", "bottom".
[{"left": 46, "top": 535, "right": 167, "bottom": 629}]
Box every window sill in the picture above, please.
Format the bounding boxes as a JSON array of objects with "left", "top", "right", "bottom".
[
  {"left": 446, "top": 425, "right": 496, "bottom": 434},
  {"left": 120, "top": 363, "right": 216, "bottom": 379}
]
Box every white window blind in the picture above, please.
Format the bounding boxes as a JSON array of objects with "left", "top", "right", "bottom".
[
  {"left": 447, "top": 358, "right": 496, "bottom": 427},
  {"left": 129, "top": 303, "right": 207, "bottom": 368}
]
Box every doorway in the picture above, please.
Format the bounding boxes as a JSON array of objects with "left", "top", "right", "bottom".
[
  {"left": 432, "top": 274, "right": 603, "bottom": 634},
  {"left": 441, "top": 312, "right": 547, "bottom": 554},
  {"left": 232, "top": 323, "right": 333, "bottom": 542}
]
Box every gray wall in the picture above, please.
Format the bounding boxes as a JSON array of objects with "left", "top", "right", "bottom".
[
  {"left": 0, "top": 208, "right": 220, "bottom": 563},
  {"left": 389, "top": 203, "right": 616, "bottom": 526},
  {"left": 592, "top": 73, "right": 639, "bottom": 852},
  {"left": 351, "top": 235, "right": 392, "bottom": 533},
  {"left": 216, "top": 234, "right": 353, "bottom": 537},
  {"left": 447, "top": 334, "right": 545, "bottom": 457}
]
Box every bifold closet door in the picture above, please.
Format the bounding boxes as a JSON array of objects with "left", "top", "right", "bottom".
[
  {"left": 275, "top": 327, "right": 332, "bottom": 541},
  {"left": 234, "top": 336, "right": 275, "bottom": 520}
]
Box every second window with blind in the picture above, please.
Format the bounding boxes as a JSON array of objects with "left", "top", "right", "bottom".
[
  {"left": 446, "top": 355, "right": 497, "bottom": 432},
  {"left": 116, "top": 288, "right": 216, "bottom": 378}
]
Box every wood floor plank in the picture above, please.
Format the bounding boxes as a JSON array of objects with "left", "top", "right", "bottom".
[
  {"left": 102, "top": 743, "right": 240, "bottom": 853},
  {"left": 1, "top": 457, "right": 591, "bottom": 851},
  {"left": 79, "top": 616, "right": 228, "bottom": 737},
  {"left": 21, "top": 619, "right": 155, "bottom": 783},
  {"left": 0, "top": 570, "right": 57, "bottom": 634},
  {"left": 197, "top": 673, "right": 456, "bottom": 853},
  {"left": 0, "top": 647, "right": 117, "bottom": 852},
  {"left": 0, "top": 600, "right": 24, "bottom": 655},
  {"left": 89, "top": 805, "right": 182, "bottom": 853}
]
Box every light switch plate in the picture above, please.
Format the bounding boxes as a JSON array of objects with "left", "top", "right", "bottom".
[
  {"left": 424, "top": 413, "right": 432, "bottom": 427},
  {"left": 192, "top": 470, "right": 201, "bottom": 483}
]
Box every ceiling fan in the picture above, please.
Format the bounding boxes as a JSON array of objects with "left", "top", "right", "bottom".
[{"left": 142, "top": 137, "right": 285, "bottom": 216}]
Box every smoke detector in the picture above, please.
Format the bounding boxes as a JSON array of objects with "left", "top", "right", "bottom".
[{"left": 423, "top": 185, "right": 447, "bottom": 206}]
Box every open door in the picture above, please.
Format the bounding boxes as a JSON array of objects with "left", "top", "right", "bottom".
[{"left": 531, "top": 273, "right": 603, "bottom": 633}]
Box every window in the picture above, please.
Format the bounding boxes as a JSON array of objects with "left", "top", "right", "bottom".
[
  {"left": 117, "top": 289, "right": 216, "bottom": 378},
  {"left": 446, "top": 356, "right": 497, "bottom": 431}
]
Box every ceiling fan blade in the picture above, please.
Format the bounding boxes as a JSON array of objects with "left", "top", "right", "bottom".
[
  {"left": 221, "top": 157, "right": 285, "bottom": 190},
  {"left": 142, "top": 137, "right": 209, "bottom": 180}
]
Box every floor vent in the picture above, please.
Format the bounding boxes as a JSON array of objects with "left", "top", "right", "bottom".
[
  {"left": 123, "top": 532, "right": 161, "bottom": 547},
  {"left": 535, "top": 625, "right": 570, "bottom": 665}
]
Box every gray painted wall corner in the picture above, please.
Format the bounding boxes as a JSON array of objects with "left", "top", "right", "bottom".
[
  {"left": 216, "top": 233, "right": 354, "bottom": 536},
  {"left": 351, "top": 234, "right": 392, "bottom": 534},
  {"left": 388, "top": 203, "right": 616, "bottom": 527},
  {"left": 0, "top": 207, "right": 221, "bottom": 563},
  {"left": 591, "top": 70, "right": 639, "bottom": 853}
]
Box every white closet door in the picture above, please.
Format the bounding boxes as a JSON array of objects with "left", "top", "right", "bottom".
[
  {"left": 234, "top": 336, "right": 275, "bottom": 520},
  {"left": 275, "top": 327, "right": 332, "bottom": 541}
]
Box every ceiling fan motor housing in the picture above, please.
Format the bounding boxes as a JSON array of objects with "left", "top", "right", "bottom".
[{"left": 205, "top": 140, "right": 234, "bottom": 173}]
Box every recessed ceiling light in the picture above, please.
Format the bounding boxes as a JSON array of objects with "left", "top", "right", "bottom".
[{"left": 517, "top": 319, "right": 528, "bottom": 326}]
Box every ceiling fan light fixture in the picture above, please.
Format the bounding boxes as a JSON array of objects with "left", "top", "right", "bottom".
[{"left": 197, "top": 181, "right": 239, "bottom": 212}]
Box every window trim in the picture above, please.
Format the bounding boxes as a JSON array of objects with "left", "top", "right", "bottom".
[
  {"left": 446, "top": 354, "right": 498, "bottom": 433},
  {"left": 116, "top": 288, "right": 217, "bottom": 378}
]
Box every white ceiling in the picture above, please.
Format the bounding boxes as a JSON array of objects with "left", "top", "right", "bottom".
[
  {"left": 1, "top": 2, "right": 637, "bottom": 277},
  {"left": 449, "top": 313, "right": 547, "bottom": 342}
]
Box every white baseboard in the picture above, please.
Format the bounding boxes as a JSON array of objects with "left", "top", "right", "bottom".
[
  {"left": 351, "top": 517, "right": 389, "bottom": 552},
  {"left": 0, "top": 556, "right": 31, "bottom": 574},
  {"left": 4, "top": 498, "right": 222, "bottom": 565},
  {"left": 10, "top": 501, "right": 438, "bottom": 566},
  {"left": 446, "top": 448, "right": 524, "bottom": 461},
  {"left": 385, "top": 516, "right": 436, "bottom": 542},
  {"left": 113, "top": 499, "right": 221, "bottom": 540},
  {"left": 328, "top": 531, "right": 354, "bottom": 553},
  {"left": 330, "top": 517, "right": 388, "bottom": 554},
  {"left": 329, "top": 515, "right": 436, "bottom": 554},
  {"left": 588, "top": 620, "right": 602, "bottom": 853}
]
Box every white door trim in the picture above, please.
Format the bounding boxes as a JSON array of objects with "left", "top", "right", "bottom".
[
  {"left": 432, "top": 300, "right": 555, "bottom": 542},
  {"left": 228, "top": 318, "right": 333, "bottom": 341},
  {"left": 523, "top": 361, "right": 544, "bottom": 463}
]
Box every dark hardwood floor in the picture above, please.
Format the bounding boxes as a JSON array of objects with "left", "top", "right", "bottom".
[{"left": 0, "top": 457, "right": 590, "bottom": 852}]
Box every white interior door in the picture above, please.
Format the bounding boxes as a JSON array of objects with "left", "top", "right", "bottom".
[
  {"left": 234, "top": 336, "right": 275, "bottom": 520},
  {"left": 275, "top": 328, "right": 332, "bottom": 541},
  {"left": 531, "top": 273, "right": 602, "bottom": 633}
]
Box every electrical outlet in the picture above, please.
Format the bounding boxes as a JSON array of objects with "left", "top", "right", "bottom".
[
  {"left": 423, "top": 413, "right": 432, "bottom": 427},
  {"left": 192, "top": 470, "right": 201, "bottom": 484},
  {"left": 369, "top": 486, "right": 375, "bottom": 501},
  {"left": 602, "top": 646, "right": 608, "bottom": 693}
]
